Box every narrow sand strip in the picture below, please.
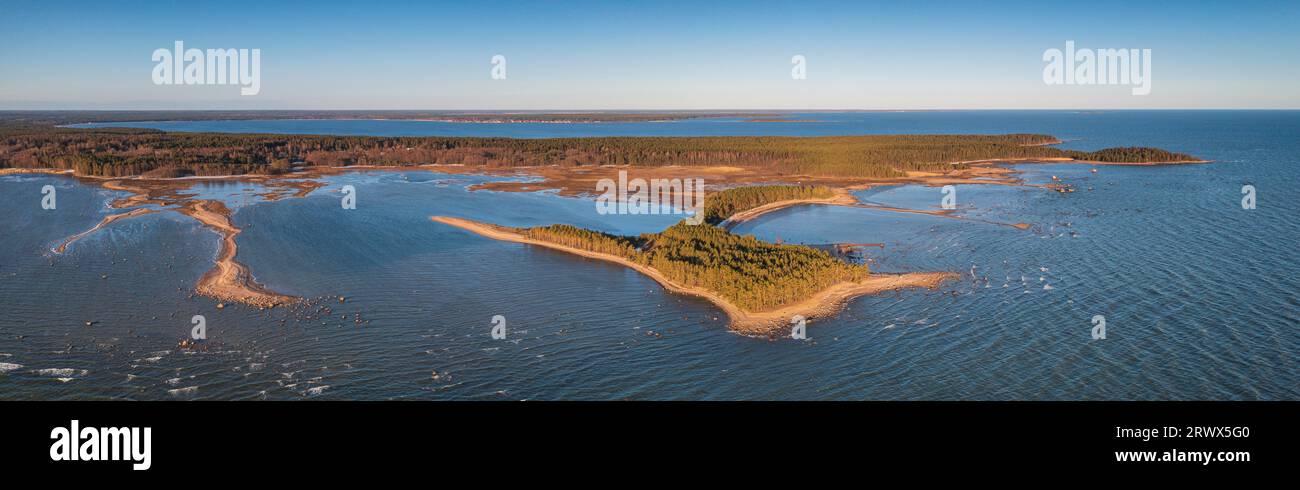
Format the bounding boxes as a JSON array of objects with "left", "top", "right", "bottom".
[
  {"left": 432, "top": 216, "right": 956, "bottom": 335},
  {"left": 0, "top": 168, "right": 74, "bottom": 176},
  {"left": 54, "top": 176, "right": 297, "bottom": 308},
  {"left": 720, "top": 188, "right": 1031, "bottom": 231},
  {"left": 719, "top": 188, "right": 859, "bottom": 231},
  {"left": 177, "top": 200, "right": 295, "bottom": 308},
  {"left": 54, "top": 208, "right": 159, "bottom": 253}
]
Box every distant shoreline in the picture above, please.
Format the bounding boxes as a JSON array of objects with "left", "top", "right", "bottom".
[
  {"left": 45, "top": 111, "right": 775, "bottom": 126},
  {"left": 954, "top": 156, "right": 1212, "bottom": 166}
]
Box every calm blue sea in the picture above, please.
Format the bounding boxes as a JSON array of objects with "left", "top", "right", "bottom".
[{"left": 6, "top": 110, "right": 1298, "bottom": 400}]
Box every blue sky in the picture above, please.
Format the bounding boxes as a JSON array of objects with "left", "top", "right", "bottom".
[{"left": 1, "top": 0, "right": 1297, "bottom": 109}]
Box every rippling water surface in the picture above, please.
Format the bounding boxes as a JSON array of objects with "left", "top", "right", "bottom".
[{"left": 7, "top": 111, "right": 1298, "bottom": 399}]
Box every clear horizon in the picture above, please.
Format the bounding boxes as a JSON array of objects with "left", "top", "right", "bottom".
[
  {"left": 7, "top": 106, "right": 1300, "bottom": 111},
  {"left": 2, "top": 0, "right": 1298, "bottom": 110}
]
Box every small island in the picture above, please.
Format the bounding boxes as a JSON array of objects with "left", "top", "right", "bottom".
[
  {"left": 431, "top": 216, "right": 955, "bottom": 335},
  {"left": 431, "top": 184, "right": 958, "bottom": 335}
]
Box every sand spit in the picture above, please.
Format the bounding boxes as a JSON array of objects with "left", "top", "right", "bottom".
[
  {"left": 0, "top": 168, "right": 73, "bottom": 176},
  {"left": 176, "top": 200, "right": 295, "bottom": 308},
  {"left": 46, "top": 175, "right": 300, "bottom": 308},
  {"left": 54, "top": 207, "right": 160, "bottom": 253},
  {"left": 720, "top": 187, "right": 1030, "bottom": 231},
  {"left": 719, "top": 188, "right": 860, "bottom": 230},
  {"left": 431, "top": 215, "right": 956, "bottom": 335},
  {"left": 455, "top": 163, "right": 1037, "bottom": 198}
]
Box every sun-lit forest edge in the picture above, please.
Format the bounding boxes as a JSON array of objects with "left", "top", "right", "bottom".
[
  {"left": 0, "top": 113, "right": 1199, "bottom": 179},
  {"left": 519, "top": 221, "right": 870, "bottom": 312},
  {"left": 0, "top": 110, "right": 761, "bottom": 125},
  {"left": 702, "top": 185, "right": 837, "bottom": 225}
]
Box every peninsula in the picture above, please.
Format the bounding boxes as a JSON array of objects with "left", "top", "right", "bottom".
[{"left": 430, "top": 216, "right": 955, "bottom": 334}]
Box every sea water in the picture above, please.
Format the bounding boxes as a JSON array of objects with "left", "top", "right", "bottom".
[{"left": 3, "top": 110, "right": 1294, "bottom": 399}]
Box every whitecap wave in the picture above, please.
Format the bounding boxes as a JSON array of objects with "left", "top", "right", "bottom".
[{"left": 34, "top": 368, "right": 88, "bottom": 378}]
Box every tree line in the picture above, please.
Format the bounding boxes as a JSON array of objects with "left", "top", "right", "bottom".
[
  {"left": 702, "top": 185, "right": 836, "bottom": 224},
  {"left": 1062, "top": 147, "right": 1197, "bottom": 163},
  {"left": 522, "top": 221, "right": 869, "bottom": 312},
  {"left": 0, "top": 122, "right": 1197, "bottom": 178}
]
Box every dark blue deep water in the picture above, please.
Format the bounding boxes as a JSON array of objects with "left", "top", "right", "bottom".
[{"left": 8, "top": 111, "right": 1298, "bottom": 399}]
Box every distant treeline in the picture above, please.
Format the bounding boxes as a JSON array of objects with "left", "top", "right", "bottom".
[
  {"left": 0, "top": 111, "right": 763, "bottom": 126},
  {"left": 0, "top": 121, "right": 1197, "bottom": 178},
  {"left": 703, "top": 185, "right": 836, "bottom": 224},
  {"left": 523, "top": 221, "right": 870, "bottom": 312},
  {"left": 1062, "top": 147, "right": 1198, "bottom": 163}
]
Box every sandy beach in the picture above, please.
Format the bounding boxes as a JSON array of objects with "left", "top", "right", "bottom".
[
  {"left": 0, "top": 168, "right": 73, "bottom": 176},
  {"left": 431, "top": 215, "right": 956, "bottom": 335},
  {"left": 719, "top": 188, "right": 860, "bottom": 230},
  {"left": 718, "top": 186, "right": 1031, "bottom": 231},
  {"left": 177, "top": 200, "right": 295, "bottom": 308}
]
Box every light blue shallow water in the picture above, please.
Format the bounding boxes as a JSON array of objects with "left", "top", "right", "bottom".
[{"left": 7, "top": 111, "right": 1299, "bottom": 399}]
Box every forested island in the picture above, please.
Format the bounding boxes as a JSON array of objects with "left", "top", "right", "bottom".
[
  {"left": 431, "top": 216, "right": 953, "bottom": 334},
  {"left": 526, "top": 220, "right": 870, "bottom": 311},
  {"left": 429, "top": 183, "right": 963, "bottom": 333}
]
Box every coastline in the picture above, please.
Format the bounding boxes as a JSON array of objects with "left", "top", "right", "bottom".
[
  {"left": 0, "top": 168, "right": 72, "bottom": 176},
  {"left": 718, "top": 186, "right": 1032, "bottom": 231},
  {"left": 431, "top": 215, "right": 956, "bottom": 335},
  {"left": 176, "top": 200, "right": 295, "bottom": 308},
  {"left": 26, "top": 171, "right": 297, "bottom": 308},
  {"left": 718, "top": 188, "right": 860, "bottom": 230},
  {"left": 954, "top": 157, "right": 1212, "bottom": 166},
  {"left": 53, "top": 207, "right": 159, "bottom": 254}
]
